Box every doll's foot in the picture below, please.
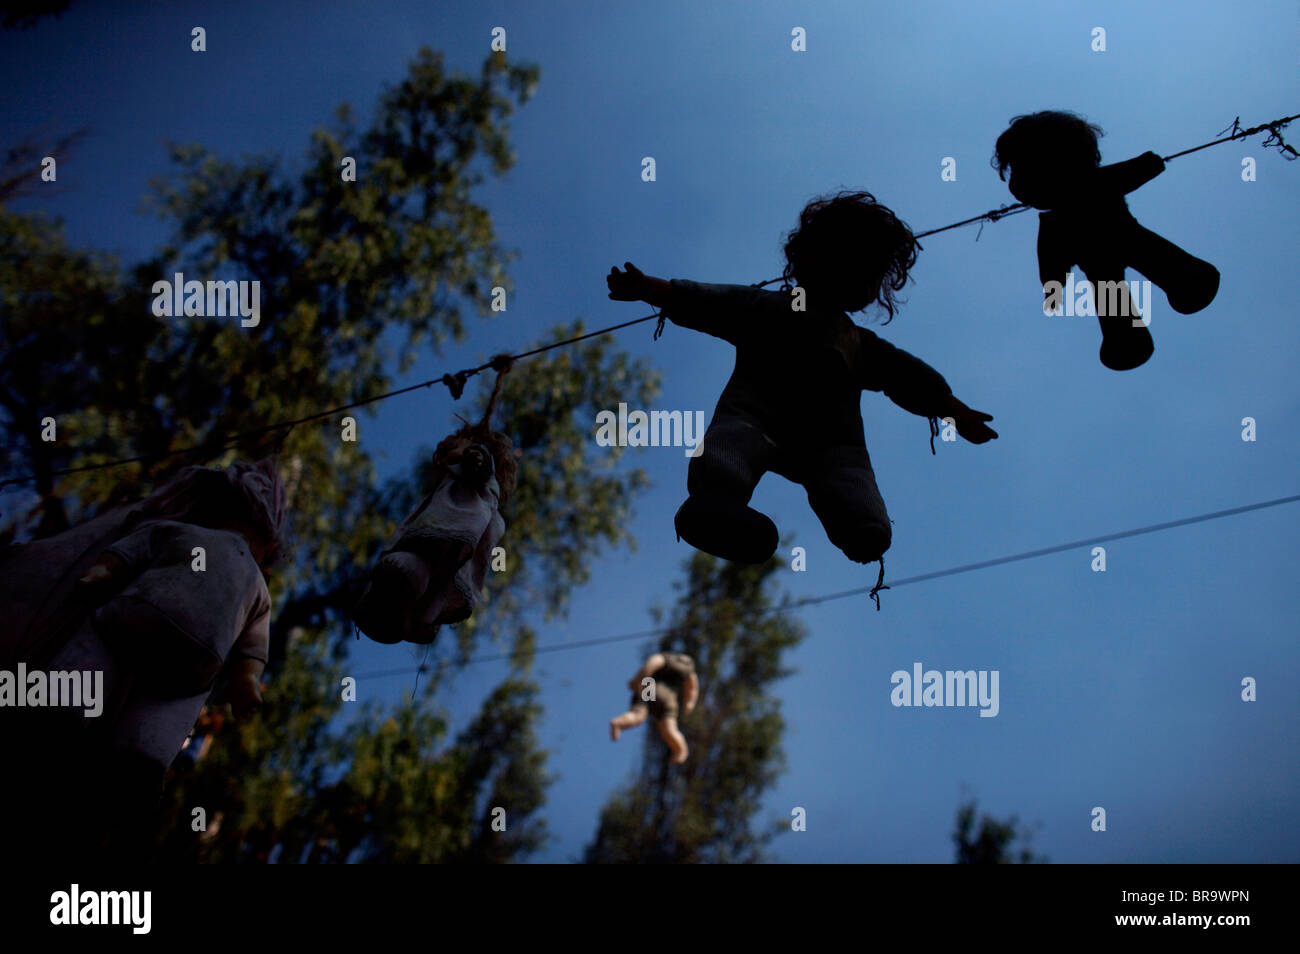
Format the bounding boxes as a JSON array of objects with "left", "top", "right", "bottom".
[
  {"left": 1099, "top": 320, "right": 1154, "bottom": 371},
  {"left": 674, "top": 495, "right": 778, "bottom": 564},
  {"left": 1164, "top": 262, "right": 1220, "bottom": 314},
  {"left": 353, "top": 555, "right": 425, "bottom": 643}
]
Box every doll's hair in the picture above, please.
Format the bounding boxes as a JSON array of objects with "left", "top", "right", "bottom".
[
  {"left": 140, "top": 459, "right": 290, "bottom": 570},
  {"left": 992, "top": 110, "right": 1105, "bottom": 180},
  {"left": 433, "top": 422, "right": 518, "bottom": 511},
  {"left": 781, "top": 191, "right": 918, "bottom": 322}
]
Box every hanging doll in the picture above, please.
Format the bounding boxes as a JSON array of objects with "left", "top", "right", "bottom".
[
  {"left": 0, "top": 458, "right": 287, "bottom": 859},
  {"left": 609, "top": 652, "right": 699, "bottom": 764},
  {"left": 606, "top": 192, "right": 997, "bottom": 602},
  {"left": 992, "top": 110, "right": 1221, "bottom": 371},
  {"left": 353, "top": 360, "right": 517, "bottom": 645}
]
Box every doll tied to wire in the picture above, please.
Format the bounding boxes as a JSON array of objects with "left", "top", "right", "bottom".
[
  {"left": 354, "top": 356, "right": 518, "bottom": 645},
  {"left": 992, "top": 110, "right": 1221, "bottom": 371}
]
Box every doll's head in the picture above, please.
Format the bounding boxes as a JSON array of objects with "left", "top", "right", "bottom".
[
  {"left": 433, "top": 422, "right": 517, "bottom": 511},
  {"left": 992, "top": 110, "right": 1104, "bottom": 207},
  {"left": 781, "top": 191, "right": 918, "bottom": 321},
  {"left": 140, "top": 459, "right": 288, "bottom": 573}
]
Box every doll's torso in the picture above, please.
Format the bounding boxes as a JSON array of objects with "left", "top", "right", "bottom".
[{"left": 718, "top": 297, "right": 867, "bottom": 449}]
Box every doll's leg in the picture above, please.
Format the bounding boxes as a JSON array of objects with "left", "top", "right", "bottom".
[
  {"left": 610, "top": 703, "right": 648, "bottom": 740},
  {"left": 655, "top": 716, "right": 689, "bottom": 764},
  {"left": 354, "top": 551, "right": 430, "bottom": 644},
  {"left": 354, "top": 544, "right": 470, "bottom": 645},
  {"left": 1080, "top": 262, "right": 1155, "bottom": 371},
  {"left": 1126, "top": 224, "right": 1220, "bottom": 314},
  {"left": 801, "top": 445, "right": 892, "bottom": 564},
  {"left": 675, "top": 416, "right": 780, "bottom": 564}
]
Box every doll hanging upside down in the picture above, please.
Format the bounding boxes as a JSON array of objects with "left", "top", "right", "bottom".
[{"left": 354, "top": 422, "right": 517, "bottom": 645}]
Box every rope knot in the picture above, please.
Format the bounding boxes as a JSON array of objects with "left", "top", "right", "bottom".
[{"left": 441, "top": 371, "right": 470, "bottom": 400}]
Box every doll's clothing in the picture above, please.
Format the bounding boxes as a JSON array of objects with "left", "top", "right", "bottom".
[
  {"left": 660, "top": 281, "right": 945, "bottom": 564},
  {"left": 663, "top": 280, "right": 953, "bottom": 448},
  {"left": 355, "top": 450, "right": 504, "bottom": 645},
  {"left": 1022, "top": 152, "right": 1220, "bottom": 319},
  {"left": 91, "top": 519, "right": 270, "bottom": 698},
  {"left": 630, "top": 653, "right": 696, "bottom": 721}
]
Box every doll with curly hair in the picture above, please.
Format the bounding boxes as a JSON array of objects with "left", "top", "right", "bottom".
[
  {"left": 992, "top": 110, "right": 1220, "bottom": 370},
  {"left": 607, "top": 192, "right": 996, "bottom": 577}
]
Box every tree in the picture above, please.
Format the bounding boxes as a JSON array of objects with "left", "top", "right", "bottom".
[
  {"left": 584, "top": 552, "right": 806, "bottom": 864},
  {"left": 953, "top": 797, "right": 1047, "bottom": 864},
  {"left": 1, "top": 47, "right": 661, "bottom": 862},
  {"left": 1, "top": 1, "right": 73, "bottom": 30},
  {"left": 146, "top": 332, "right": 658, "bottom": 863}
]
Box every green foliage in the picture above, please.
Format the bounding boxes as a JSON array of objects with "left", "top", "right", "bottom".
[
  {"left": 2, "top": 47, "right": 657, "bottom": 862},
  {"left": 0, "top": 207, "right": 159, "bottom": 535},
  {"left": 154, "top": 655, "right": 549, "bottom": 863},
  {"left": 584, "top": 552, "right": 806, "bottom": 864},
  {"left": 953, "top": 797, "right": 1047, "bottom": 864}
]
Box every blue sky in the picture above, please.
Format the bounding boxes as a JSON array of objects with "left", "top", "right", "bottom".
[{"left": 2, "top": 0, "right": 1297, "bottom": 862}]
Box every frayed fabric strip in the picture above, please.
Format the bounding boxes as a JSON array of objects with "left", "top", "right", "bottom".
[{"left": 869, "top": 557, "right": 889, "bottom": 612}]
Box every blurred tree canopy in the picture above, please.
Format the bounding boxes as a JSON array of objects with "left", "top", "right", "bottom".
[
  {"left": 1, "top": 48, "right": 663, "bottom": 862},
  {"left": 584, "top": 552, "right": 806, "bottom": 864},
  {"left": 953, "top": 797, "right": 1047, "bottom": 864},
  {"left": 1, "top": 1, "right": 73, "bottom": 30}
]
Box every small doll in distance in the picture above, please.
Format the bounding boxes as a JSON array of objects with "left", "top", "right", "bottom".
[{"left": 609, "top": 652, "right": 699, "bottom": 765}]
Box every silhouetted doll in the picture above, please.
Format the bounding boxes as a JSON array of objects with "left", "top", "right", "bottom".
[
  {"left": 992, "top": 110, "right": 1220, "bottom": 370},
  {"left": 610, "top": 652, "right": 699, "bottom": 764},
  {"left": 354, "top": 422, "right": 516, "bottom": 645},
  {"left": 607, "top": 192, "right": 996, "bottom": 576}
]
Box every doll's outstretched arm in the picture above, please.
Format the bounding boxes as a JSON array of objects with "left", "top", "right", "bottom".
[
  {"left": 859, "top": 329, "right": 953, "bottom": 418},
  {"left": 226, "top": 606, "right": 270, "bottom": 721},
  {"left": 608, "top": 263, "right": 765, "bottom": 344},
  {"left": 607, "top": 262, "right": 675, "bottom": 308},
  {"left": 938, "top": 394, "right": 998, "bottom": 444},
  {"left": 77, "top": 524, "right": 158, "bottom": 588},
  {"left": 1095, "top": 151, "right": 1165, "bottom": 195},
  {"left": 226, "top": 657, "right": 265, "bottom": 721},
  {"left": 682, "top": 672, "right": 699, "bottom": 716},
  {"left": 859, "top": 331, "right": 996, "bottom": 443}
]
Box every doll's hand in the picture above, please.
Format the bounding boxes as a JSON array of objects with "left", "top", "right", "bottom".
[
  {"left": 461, "top": 445, "right": 492, "bottom": 482},
  {"left": 607, "top": 262, "right": 653, "bottom": 302},
  {"left": 77, "top": 552, "right": 127, "bottom": 587},
  {"left": 228, "top": 674, "right": 263, "bottom": 721},
  {"left": 942, "top": 396, "right": 999, "bottom": 444}
]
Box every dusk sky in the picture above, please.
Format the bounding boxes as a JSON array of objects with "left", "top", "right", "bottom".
[{"left": 2, "top": 0, "right": 1296, "bottom": 862}]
